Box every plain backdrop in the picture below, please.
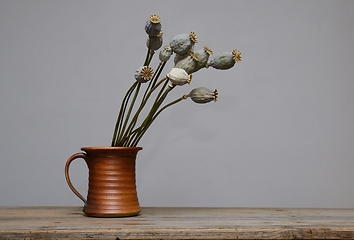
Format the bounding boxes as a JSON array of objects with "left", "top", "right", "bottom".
[{"left": 1, "top": 0, "right": 354, "bottom": 208}]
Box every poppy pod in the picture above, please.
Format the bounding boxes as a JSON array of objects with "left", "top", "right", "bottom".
[
  {"left": 134, "top": 66, "right": 154, "bottom": 83},
  {"left": 194, "top": 46, "right": 213, "bottom": 72},
  {"left": 145, "top": 15, "right": 162, "bottom": 37},
  {"left": 188, "top": 87, "right": 218, "bottom": 104},
  {"left": 159, "top": 45, "right": 173, "bottom": 62},
  {"left": 170, "top": 32, "right": 198, "bottom": 55},
  {"left": 174, "top": 51, "right": 199, "bottom": 74},
  {"left": 167, "top": 68, "right": 192, "bottom": 86},
  {"left": 146, "top": 33, "right": 163, "bottom": 51},
  {"left": 207, "top": 49, "right": 242, "bottom": 70}
]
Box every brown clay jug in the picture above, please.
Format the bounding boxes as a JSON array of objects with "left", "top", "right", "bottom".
[{"left": 65, "top": 146, "right": 142, "bottom": 217}]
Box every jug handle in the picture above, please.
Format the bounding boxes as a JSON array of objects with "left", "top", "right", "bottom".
[{"left": 64, "top": 153, "right": 87, "bottom": 203}]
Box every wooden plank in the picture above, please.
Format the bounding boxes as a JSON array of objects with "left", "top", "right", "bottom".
[{"left": 0, "top": 207, "right": 354, "bottom": 239}]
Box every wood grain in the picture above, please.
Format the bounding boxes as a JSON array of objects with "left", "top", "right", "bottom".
[{"left": 0, "top": 207, "right": 354, "bottom": 239}]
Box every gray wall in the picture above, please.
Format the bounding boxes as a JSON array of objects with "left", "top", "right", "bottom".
[{"left": 1, "top": 0, "right": 354, "bottom": 208}]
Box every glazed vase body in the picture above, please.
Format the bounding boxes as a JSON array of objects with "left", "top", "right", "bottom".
[{"left": 65, "top": 147, "right": 142, "bottom": 217}]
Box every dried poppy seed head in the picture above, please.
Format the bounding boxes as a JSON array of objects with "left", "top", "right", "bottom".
[
  {"left": 174, "top": 51, "right": 199, "bottom": 74},
  {"left": 170, "top": 33, "right": 195, "bottom": 55},
  {"left": 159, "top": 45, "right": 173, "bottom": 62},
  {"left": 134, "top": 66, "right": 154, "bottom": 83},
  {"left": 193, "top": 47, "right": 212, "bottom": 73},
  {"left": 206, "top": 49, "right": 242, "bottom": 70},
  {"left": 145, "top": 15, "right": 162, "bottom": 37},
  {"left": 188, "top": 87, "right": 218, "bottom": 104},
  {"left": 167, "top": 68, "right": 192, "bottom": 86},
  {"left": 147, "top": 33, "right": 163, "bottom": 51}
]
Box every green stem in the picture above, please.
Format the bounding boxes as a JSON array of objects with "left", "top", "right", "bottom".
[
  {"left": 129, "top": 85, "right": 174, "bottom": 146},
  {"left": 141, "top": 61, "right": 167, "bottom": 104},
  {"left": 141, "top": 62, "right": 162, "bottom": 103},
  {"left": 126, "top": 80, "right": 169, "bottom": 146},
  {"left": 143, "top": 41, "right": 152, "bottom": 66},
  {"left": 152, "top": 61, "right": 166, "bottom": 89},
  {"left": 146, "top": 82, "right": 171, "bottom": 122},
  {"left": 111, "top": 81, "right": 138, "bottom": 146},
  {"left": 116, "top": 82, "right": 141, "bottom": 146},
  {"left": 119, "top": 77, "right": 168, "bottom": 146},
  {"left": 148, "top": 50, "right": 155, "bottom": 65},
  {"left": 132, "top": 94, "right": 188, "bottom": 146}
]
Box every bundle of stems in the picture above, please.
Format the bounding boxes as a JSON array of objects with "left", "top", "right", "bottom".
[{"left": 111, "top": 48, "right": 182, "bottom": 147}]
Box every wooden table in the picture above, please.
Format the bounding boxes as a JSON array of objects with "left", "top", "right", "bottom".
[{"left": 0, "top": 207, "right": 354, "bottom": 239}]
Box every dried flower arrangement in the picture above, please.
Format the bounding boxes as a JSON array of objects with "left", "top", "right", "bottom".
[{"left": 111, "top": 15, "right": 242, "bottom": 147}]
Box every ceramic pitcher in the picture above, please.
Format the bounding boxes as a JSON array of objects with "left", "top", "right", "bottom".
[{"left": 65, "top": 146, "right": 142, "bottom": 217}]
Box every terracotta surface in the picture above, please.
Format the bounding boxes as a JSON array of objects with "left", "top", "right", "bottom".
[{"left": 65, "top": 146, "right": 142, "bottom": 217}]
